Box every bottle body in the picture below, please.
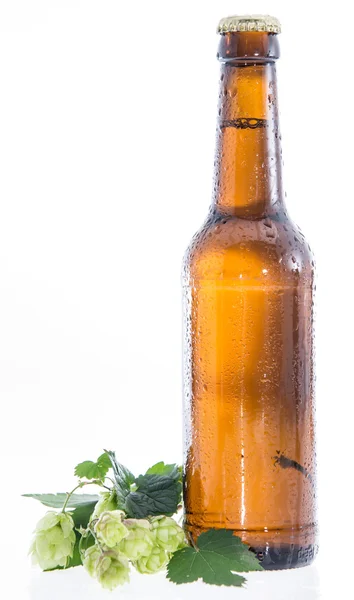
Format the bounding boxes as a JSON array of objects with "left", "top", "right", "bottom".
[
  {"left": 183, "top": 209, "right": 317, "bottom": 568},
  {"left": 182, "top": 28, "right": 317, "bottom": 570}
]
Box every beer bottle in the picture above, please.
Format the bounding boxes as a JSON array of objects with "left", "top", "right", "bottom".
[{"left": 182, "top": 15, "right": 317, "bottom": 570}]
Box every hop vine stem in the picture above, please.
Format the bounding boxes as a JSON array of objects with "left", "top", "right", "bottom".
[
  {"left": 88, "top": 523, "right": 105, "bottom": 554},
  {"left": 104, "top": 476, "right": 116, "bottom": 487},
  {"left": 62, "top": 480, "right": 109, "bottom": 513}
]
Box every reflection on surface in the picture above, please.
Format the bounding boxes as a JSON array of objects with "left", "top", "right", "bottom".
[{"left": 29, "top": 564, "right": 321, "bottom": 600}]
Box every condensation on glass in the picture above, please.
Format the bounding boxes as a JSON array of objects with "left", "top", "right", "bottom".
[{"left": 182, "top": 18, "right": 317, "bottom": 570}]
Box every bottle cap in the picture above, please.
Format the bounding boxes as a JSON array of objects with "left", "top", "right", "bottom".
[{"left": 217, "top": 15, "right": 281, "bottom": 34}]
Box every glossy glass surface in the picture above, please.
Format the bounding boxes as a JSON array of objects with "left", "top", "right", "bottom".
[{"left": 183, "top": 32, "right": 317, "bottom": 569}]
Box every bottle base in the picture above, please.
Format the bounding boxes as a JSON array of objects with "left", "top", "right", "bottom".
[
  {"left": 184, "top": 520, "right": 318, "bottom": 571},
  {"left": 249, "top": 543, "right": 318, "bottom": 570}
]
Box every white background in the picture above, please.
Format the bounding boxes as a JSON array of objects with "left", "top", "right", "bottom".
[{"left": 0, "top": 1, "right": 353, "bottom": 598}]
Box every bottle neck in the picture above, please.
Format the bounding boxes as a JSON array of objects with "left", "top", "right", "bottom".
[{"left": 213, "top": 54, "right": 284, "bottom": 218}]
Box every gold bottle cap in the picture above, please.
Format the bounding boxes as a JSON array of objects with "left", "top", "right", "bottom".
[{"left": 217, "top": 14, "right": 281, "bottom": 34}]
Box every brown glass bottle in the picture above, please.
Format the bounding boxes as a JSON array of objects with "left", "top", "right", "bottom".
[{"left": 182, "top": 16, "right": 317, "bottom": 570}]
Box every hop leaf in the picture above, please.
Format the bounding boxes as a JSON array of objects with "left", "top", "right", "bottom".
[
  {"left": 104, "top": 452, "right": 182, "bottom": 518},
  {"left": 118, "top": 519, "right": 154, "bottom": 561},
  {"left": 74, "top": 452, "right": 111, "bottom": 481},
  {"left": 145, "top": 462, "right": 182, "bottom": 479},
  {"left": 104, "top": 450, "right": 135, "bottom": 508},
  {"left": 134, "top": 545, "right": 169, "bottom": 574},
  {"left": 94, "top": 510, "right": 128, "bottom": 548},
  {"left": 167, "top": 529, "right": 263, "bottom": 587},
  {"left": 125, "top": 473, "right": 182, "bottom": 519},
  {"left": 29, "top": 512, "right": 76, "bottom": 571},
  {"left": 23, "top": 494, "right": 99, "bottom": 528},
  {"left": 151, "top": 516, "right": 186, "bottom": 553}
]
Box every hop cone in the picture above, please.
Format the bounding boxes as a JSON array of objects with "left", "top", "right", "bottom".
[
  {"left": 96, "top": 551, "right": 130, "bottom": 590},
  {"left": 92, "top": 491, "right": 117, "bottom": 520},
  {"left": 150, "top": 516, "right": 186, "bottom": 552},
  {"left": 118, "top": 519, "right": 154, "bottom": 561},
  {"left": 83, "top": 544, "right": 102, "bottom": 578},
  {"left": 134, "top": 545, "right": 169, "bottom": 574},
  {"left": 29, "top": 511, "right": 75, "bottom": 571},
  {"left": 94, "top": 510, "right": 128, "bottom": 548}
]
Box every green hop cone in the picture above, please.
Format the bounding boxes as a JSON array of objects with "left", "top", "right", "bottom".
[
  {"left": 134, "top": 545, "right": 169, "bottom": 574},
  {"left": 150, "top": 516, "right": 186, "bottom": 552},
  {"left": 29, "top": 511, "right": 75, "bottom": 571},
  {"left": 118, "top": 519, "right": 154, "bottom": 561},
  {"left": 83, "top": 544, "right": 102, "bottom": 578},
  {"left": 94, "top": 510, "right": 128, "bottom": 548},
  {"left": 96, "top": 551, "right": 130, "bottom": 590},
  {"left": 92, "top": 491, "right": 117, "bottom": 520}
]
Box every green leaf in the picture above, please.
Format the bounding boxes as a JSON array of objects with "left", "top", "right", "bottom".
[
  {"left": 125, "top": 472, "right": 182, "bottom": 518},
  {"left": 103, "top": 454, "right": 182, "bottom": 518},
  {"left": 104, "top": 450, "right": 135, "bottom": 510},
  {"left": 167, "top": 529, "right": 263, "bottom": 586},
  {"left": 23, "top": 493, "right": 99, "bottom": 528},
  {"left": 23, "top": 493, "right": 100, "bottom": 509},
  {"left": 74, "top": 452, "right": 111, "bottom": 480},
  {"left": 146, "top": 462, "right": 181, "bottom": 479},
  {"left": 71, "top": 502, "right": 98, "bottom": 528}
]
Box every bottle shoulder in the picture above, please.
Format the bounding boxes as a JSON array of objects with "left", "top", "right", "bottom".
[{"left": 183, "top": 212, "right": 315, "bottom": 284}]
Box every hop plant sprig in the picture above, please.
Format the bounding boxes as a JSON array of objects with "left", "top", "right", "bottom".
[{"left": 24, "top": 450, "right": 264, "bottom": 590}]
